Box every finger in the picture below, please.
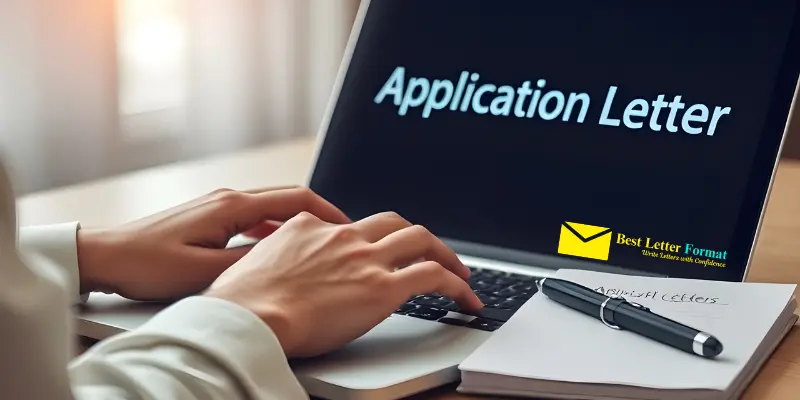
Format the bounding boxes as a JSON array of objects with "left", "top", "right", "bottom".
[
  {"left": 134, "top": 187, "right": 292, "bottom": 225},
  {"left": 194, "top": 244, "right": 256, "bottom": 269},
  {"left": 246, "top": 187, "right": 351, "bottom": 224},
  {"left": 372, "top": 225, "right": 470, "bottom": 280},
  {"left": 154, "top": 245, "right": 256, "bottom": 295},
  {"left": 241, "top": 185, "right": 304, "bottom": 194},
  {"left": 393, "top": 261, "right": 483, "bottom": 311},
  {"left": 241, "top": 220, "right": 283, "bottom": 239},
  {"left": 132, "top": 190, "right": 226, "bottom": 224},
  {"left": 206, "top": 187, "right": 351, "bottom": 234},
  {"left": 349, "top": 212, "right": 412, "bottom": 242}
]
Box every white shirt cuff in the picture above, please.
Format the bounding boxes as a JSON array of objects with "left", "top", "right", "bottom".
[{"left": 18, "top": 221, "right": 87, "bottom": 303}]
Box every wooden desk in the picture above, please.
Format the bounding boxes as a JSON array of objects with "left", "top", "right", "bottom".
[{"left": 17, "top": 136, "right": 800, "bottom": 399}]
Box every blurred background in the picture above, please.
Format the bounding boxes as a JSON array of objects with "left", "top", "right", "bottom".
[
  {"left": 1, "top": 0, "right": 799, "bottom": 195},
  {"left": 0, "top": 0, "right": 358, "bottom": 194}
]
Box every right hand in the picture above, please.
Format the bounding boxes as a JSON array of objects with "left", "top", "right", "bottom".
[{"left": 205, "top": 211, "right": 483, "bottom": 358}]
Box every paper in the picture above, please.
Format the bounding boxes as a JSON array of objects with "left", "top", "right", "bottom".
[{"left": 459, "top": 269, "right": 796, "bottom": 390}]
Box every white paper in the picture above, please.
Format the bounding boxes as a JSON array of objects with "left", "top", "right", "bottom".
[{"left": 459, "top": 269, "right": 796, "bottom": 390}]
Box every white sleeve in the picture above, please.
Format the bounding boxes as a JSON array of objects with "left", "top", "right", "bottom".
[
  {"left": 69, "top": 297, "right": 309, "bottom": 400},
  {"left": 18, "top": 221, "right": 89, "bottom": 304},
  {"left": 5, "top": 224, "right": 308, "bottom": 400}
]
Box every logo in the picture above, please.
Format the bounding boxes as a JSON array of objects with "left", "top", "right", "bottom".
[{"left": 557, "top": 221, "right": 613, "bottom": 261}]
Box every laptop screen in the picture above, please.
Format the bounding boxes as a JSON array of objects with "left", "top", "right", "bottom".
[{"left": 309, "top": 0, "right": 800, "bottom": 282}]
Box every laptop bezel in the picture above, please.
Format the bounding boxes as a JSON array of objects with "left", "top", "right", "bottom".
[{"left": 305, "top": 0, "right": 800, "bottom": 283}]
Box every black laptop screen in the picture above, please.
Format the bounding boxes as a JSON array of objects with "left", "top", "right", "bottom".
[{"left": 310, "top": 0, "right": 800, "bottom": 282}]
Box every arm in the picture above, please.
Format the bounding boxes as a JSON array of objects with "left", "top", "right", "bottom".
[
  {"left": 70, "top": 297, "right": 307, "bottom": 399},
  {"left": 9, "top": 186, "right": 479, "bottom": 400},
  {"left": 7, "top": 222, "right": 307, "bottom": 399}
]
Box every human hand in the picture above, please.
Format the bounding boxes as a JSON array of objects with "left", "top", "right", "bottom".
[
  {"left": 204, "top": 211, "right": 484, "bottom": 358},
  {"left": 77, "top": 187, "right": 350, "bottom": 301}
]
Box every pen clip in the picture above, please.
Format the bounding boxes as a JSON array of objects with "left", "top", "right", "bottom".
[
  {"left": 600, "top": 295, "right": 652, "bottom": 330},
  {"left": 600, "top": 295, "right": 624, "bottom": 330}
]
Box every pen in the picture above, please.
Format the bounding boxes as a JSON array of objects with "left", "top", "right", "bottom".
[{"left": 536, "top": 277, "right": 723, "bottom": 358}]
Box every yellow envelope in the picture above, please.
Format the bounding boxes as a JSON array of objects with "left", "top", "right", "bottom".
[{"left": 558, "top": 221, "right": 612, "bottom": 261}]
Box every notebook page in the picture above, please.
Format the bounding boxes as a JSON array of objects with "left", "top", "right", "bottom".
[{"left": 459, "top": 269, "right": 796, "bottom": 390}]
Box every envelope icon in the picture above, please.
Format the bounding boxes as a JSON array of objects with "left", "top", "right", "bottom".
[{"left": 558, "top": 222, "right": 612, "bottom": 261}]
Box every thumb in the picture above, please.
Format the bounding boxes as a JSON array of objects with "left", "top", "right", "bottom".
[
  {"left": 220, "top": 188, "right": 350, "bottom": 233},
  {"left": 241, "top": 220, "right": 283, "bottom": 239},
  {"left": 192, "top": 244, "right": 257, "bottom": 273}
]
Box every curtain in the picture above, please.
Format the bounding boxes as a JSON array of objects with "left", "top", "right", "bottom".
[{"left": 0, "top": 0, "right": 359, "bottom": 194}]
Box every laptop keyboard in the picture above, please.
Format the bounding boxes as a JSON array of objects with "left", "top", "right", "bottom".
[{"left": 393, "top": 266, "right": 540, "bottom": 331}]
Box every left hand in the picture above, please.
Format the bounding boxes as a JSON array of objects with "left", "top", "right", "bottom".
[{"left": 76, "top": 186, "right": 351, "bottom": 301}]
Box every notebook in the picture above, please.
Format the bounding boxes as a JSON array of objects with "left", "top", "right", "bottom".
[{"left": 458, "top": 269, "right": 798, "bottom": 400}]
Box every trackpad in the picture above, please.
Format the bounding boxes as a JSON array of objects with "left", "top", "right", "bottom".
[{"left": 290, "top": 314, "right": 492, "bottom": 392}]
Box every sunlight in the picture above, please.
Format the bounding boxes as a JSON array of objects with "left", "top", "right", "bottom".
[
  {"left": 117, "top": 0, "right": 186, "bottom": 121},
  {"left": 123, "top": 16, "right": 184, "bottom": 71}
]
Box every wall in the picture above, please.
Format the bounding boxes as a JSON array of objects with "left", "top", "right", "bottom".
[{"left": 0, "top": 0, "right": 360, "bottom": 194}]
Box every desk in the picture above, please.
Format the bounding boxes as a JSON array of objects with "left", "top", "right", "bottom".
[{"left": 17, "top": 136, "right": 800, "bottom": 399}]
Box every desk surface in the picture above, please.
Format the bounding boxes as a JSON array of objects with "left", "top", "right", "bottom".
[{"left": 18, "top": 136, "right": 800, "bottom": 399}]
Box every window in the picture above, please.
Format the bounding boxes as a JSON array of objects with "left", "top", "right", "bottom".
[{"left": 116, "top": 0, "right": 187, "bottom": 139}]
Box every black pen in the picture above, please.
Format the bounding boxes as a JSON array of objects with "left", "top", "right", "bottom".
[{"left": 536, "top": 277, "right": 723, "bottom": 358}]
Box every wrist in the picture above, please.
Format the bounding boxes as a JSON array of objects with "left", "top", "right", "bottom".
[
  {"left": 250, "top": 304, "right": 295, "bottom": 355},
  {"left": 204, "top": 290, "right": 295, "bottom": 354},
  {"left": 76, "top": 228, "right": 121, "bottom": 294}
]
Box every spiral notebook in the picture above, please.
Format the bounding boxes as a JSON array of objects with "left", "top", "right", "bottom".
[{"left": 458, "top": 269, "right": 797, "bottom": 400}]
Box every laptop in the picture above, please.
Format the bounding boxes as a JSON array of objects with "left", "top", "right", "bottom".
[{"left": 77, "top": 0, "right": 800, "bottom": 399}]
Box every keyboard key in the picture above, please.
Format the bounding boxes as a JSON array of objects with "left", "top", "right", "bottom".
[
  {"left": 493, "top": 286, "right": 519, "bottom": 297},
  {"left": 395, "top": 303, "right": 417, "bottom": 314},
  {"left": 492, "top": 277, "right": 517, "bottom": 286},
  {"left": 475, "top": 307, "right": 515, "bottom": 322},
  {"left": 405, "top": 306, "right": 448, "bottom": 320},
  {"left": 466, "top": 318, "right": 504, "bottom": 331},
  {"left": 469, "top": 280, "right": 501, "bottom": 292},
  {"left": 516, "top": 283, "right": 538, "bottom": 293},
  {"left": 411, "top": 296, "right": 456, "bottom": 310},
  {"left": 438, "top": 317, "right": 469, "bottom": 326},
  {"left": 484, "top": 302, "right": 513, "bottom": 310},
  {"left": 473, "top": 288, "right": 498, "bottom": 296},
  {"left": 403, "top": 267, "right": 544, "bottom": 326},
  {"left": 476, "top": 293, "right": 501, "bottom": 306},
  {"left": 498, "top": 298, "right": 528, "bottom": 309}
]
